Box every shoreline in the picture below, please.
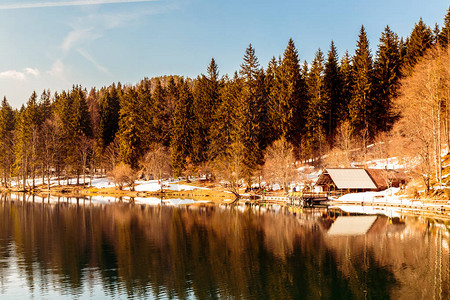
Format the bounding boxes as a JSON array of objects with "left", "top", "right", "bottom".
[{"left": 3, "top": 182, "right": 450, "bottom": 221}]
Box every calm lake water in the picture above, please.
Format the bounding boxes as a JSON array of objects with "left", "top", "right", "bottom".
[{"left": 0, "top": 194, "right": 449, "bottom": 299}]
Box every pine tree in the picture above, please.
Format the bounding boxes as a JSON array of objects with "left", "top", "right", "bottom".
[
  {"left": 208, "top": 74, "right": 242, "bottom": 163},
  {"left": 99, "top": 84, "right": 120, "bottom": 148},
  {"left": 373, "top": 25, "right": 401, "bottom": 132},
  {"left": 339, "top": 51, "right": 353, "bottom": 123},
  {"left": 61, "top": 86, "right": 93, "bottom": 183},
  {"left": 209, "top": 73, "right": 247, "bottom": 189},
  {"left": 323, "top": 41, "right": 342, "bottom": 144},
  {"left": 170, "top": 80, "right": 193, "bottom": 177},
  {"left": 118, "top": 87, "right": 142, "bottom": 169},
  {"left": 439, "top": 6, "right": 450, "bottom": 47},
  {"left": 191, "top": 58, "right": 221, "bottom": 164},
  {"left": 349, "top": 26, "right": 374, "bottom": 141},
  {"left": 15, "top": 92, "right": 42, "bottom": 189},
  {"left": 162, "top": 77, "right": 178, "bottom": 147},
  {"left": 305, "top": 49, "right": 327, "bottom": 161},
  {"left": 268, "top": 38, "right": 307, "bottom": 146},
  {"left": 433, "top": 23, "right": 441, "bottom": 45},
  {"left": 136, "top": 78, "right": 156, "bottom": 154},
  {"left": 151, "top": 79, "right": 167, "bottom": 145},
  {"left": 238, "top": 44, "right": 267, "bottom": 183},
  {"left": 0, "top": 97, "right": 15, "bottom": 187},
  {"left": 405, "top": 18, "right": 433, "bottom": 72}
]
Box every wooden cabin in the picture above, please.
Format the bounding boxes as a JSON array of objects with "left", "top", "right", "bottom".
[{"left": 316, "top": 168, "right": 408, "bottom": 193}]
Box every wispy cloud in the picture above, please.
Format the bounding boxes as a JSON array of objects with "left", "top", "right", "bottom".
[
  {"left": 0, "top": 0, "right": 159, "bottom": 10},
  {"left": 25, "top": 68, "right": 40, "bottom": 77},
  {"left": 62, "top": 27, "right": 100, "bottom": 52},
  {"left": 77, "top": 49, "right": 110, "bottom": 75},
  {"left": 0, "top": 68, "right": 41, "bottom": 80},
  {"left": 48, "top": 60, "right": 65, "bottom": 77},
  {"left": 0, "top": 70, "right": 26, "bottom": 80}
]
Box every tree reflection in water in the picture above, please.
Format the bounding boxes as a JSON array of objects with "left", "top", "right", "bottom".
[{"left": 0, "top": 194, "right": 448, "bottom": 299}]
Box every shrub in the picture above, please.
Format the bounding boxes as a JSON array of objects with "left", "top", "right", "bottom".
[{"left": 108, "top": 163, "right": 137, "bottom": 190}]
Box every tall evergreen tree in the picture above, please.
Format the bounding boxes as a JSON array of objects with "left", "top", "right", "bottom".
[
  {"left": 349, "top": 26, "right": 374, "bottom": 140},
  {"left": 439, "top": 6, "right": 450, "bottom": 47},
  {"left": 208, "top": 74, "right": 242, "bottom": 163},
  {"left": 339, "top": 51, "right": 353, "bottom": 123},
  {"left": 136, "top": 78, "right": 156, "bottom": 154},
  {"left": 268, "top": 38, "right": 307, "bottom": 146},
  {"left": 192, "top": 58, "right": 221, "bottom": 164},
  {"left": 15, "top": 92, "right": 42, "bottom": 188},
  {"left": 323, "top": 41, "right": 342, "bottom": 144},
  {"left": 118, "top": 87, "right": 142, "bottom": 169},
  {"left": 151, "top": 79, "right": 167, "bottom": 145},
  {"left": 305, "top": 49, "right": 327, "bottom": 161},
  {"left": 170, "top": 80, "right": 193, "bottom": 177},
  {"left": 0, "top": 98, "right": 15, "bottom": 187},
  {"left": 237, "top": 44, "right": 267, "bottom": 182},
  {"left": 99, "top": 84, "right": 120, "bottom": 148},
  {"left": 405, "top": 18, "right": 433, "bottom": 72},
  {"left": 374, "top": 25, "right": 401, "bottom": 132}
]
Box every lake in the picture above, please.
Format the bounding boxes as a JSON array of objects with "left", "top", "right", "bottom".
[{"left": 0, "top": 193, "right": 448, "bottom": 299}]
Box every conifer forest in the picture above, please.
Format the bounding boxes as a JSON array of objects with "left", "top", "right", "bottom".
[{"left": 1, "top": 6, "right": 450, "bottom": 190}]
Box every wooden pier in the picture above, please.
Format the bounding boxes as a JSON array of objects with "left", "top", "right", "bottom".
[{"left": 253, "top": 192, "right": 330, "bottom": 208}]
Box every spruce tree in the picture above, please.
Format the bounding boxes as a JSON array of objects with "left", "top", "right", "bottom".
[
  {"left": 349, "top": 26, "right": 374, "bottom": 140},
  {"left": 323, "top": 41, "right": 342, "bottom": 144},
  {"left": 439, "top": 6, "right": 450, "bottom": 47},
  {"left": 170, "top": 80, "right": 193, "bottom": 177},
  {"left": 99, "top": 84, "right": 120, "bottom": 148},
  {"left": 238, "top": 44, "right": 267, "bottom": 182},
  {"left": 305, "top": 49, "right": 327, "bottom": 161},
  {"left": 208, "top": 74, "right": 242, "bottom": 163},
  {"left": 268, "top": 38, "right": 306, "bottom": 146},
  {"left": 339, "top": 51, "right": 353, "bottom": 123},
  {"left": 118, "top": 87, "right": 142, "bottom": 168},
  {"left": 151, "top": 79, "right": 167, "bottom": 145},
  {"left": 136, "top": 78, "right": 156, "bottom": 154},
  {"left": 374, "top": 25, "right": 401, "bottom": 132},
  {"left": 0, "top": 98, "right": 15, "bottom": 187},
  {"left": 405, "top": 18, "right": 433, "bottom": 72},
  {"left": 192, "top": 58, "right": 221, "bottom": 164}
]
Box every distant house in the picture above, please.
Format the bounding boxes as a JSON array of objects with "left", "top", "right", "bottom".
[{"left": 316, "top": 168, "right": 408, "bottom": 193}]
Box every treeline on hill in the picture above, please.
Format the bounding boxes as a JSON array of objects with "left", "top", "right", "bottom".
[{"left": 0, "top": 7, "right": 449, "bottom": 191}]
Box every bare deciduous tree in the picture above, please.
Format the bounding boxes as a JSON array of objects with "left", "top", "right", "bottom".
[
  {"left": 214, "top": 140, "right": 246, "bottom": 197},
  {"left": 108, "top": 163, "right": 137, "bottom": 190},
  {"left": 394, "top": 46, "right": 450, "bottom": 191},
  {"left": 324, "top": 121, "right": 355, "bottom": 168},
  {"left": 78, "top": 135, "right": 93, "bottom": 186},
  {"left": 263, "top": 138, "right": 296, "bottom": 192},
  {"left": 140, "top": 143, "right": 172, "bottom": 188}
]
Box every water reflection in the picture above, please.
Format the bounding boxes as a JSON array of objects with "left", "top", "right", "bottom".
[{"left": 0, "top": 194, "right": 448, "bottom": 299}]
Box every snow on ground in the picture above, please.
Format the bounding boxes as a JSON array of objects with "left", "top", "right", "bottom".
[
  {"left": 132, "top": 180, "right": 209, "bottom": 192},
  {"left": 134, "top": 197, "right": 164, "bottom": 205},
  {"left": 337, "top": 188, "right": 408, "bottom": 204},
  {"left": 90, "top": 177, "right": 113, "bottom": 188},
  {"left": 10, "top": 176, "right": 209, "bottom": 193},
  {"left": 365, "top": 157, "right": 408, "bottom": 170},
  {"left": 330, "top": 204, "right": 402, "bottom": 218}
]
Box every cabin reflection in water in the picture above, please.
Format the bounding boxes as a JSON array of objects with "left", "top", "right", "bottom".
[{"left": 0, "top": 194, "right": 448, "bottom": 299}]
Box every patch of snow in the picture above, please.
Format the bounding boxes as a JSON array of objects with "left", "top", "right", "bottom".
[
  {"left": 337, "top": 188, "right": 404, "bottom": 203},
  {"left": 134, "top": 197, "right": 163, "bottom": 205},
  {"left": 331, "top": 205, "right": 402, "bottom": 218},
  {"left": 90, "top": 177, "right": 113, "bottom": 189},
  {"left": 164, "top": 198, "right": 195, "bottom": 205}
]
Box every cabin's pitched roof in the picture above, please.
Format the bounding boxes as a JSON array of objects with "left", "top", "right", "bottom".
[
  {"left": 320, "top": 168, "right": 377, "bottom": 189},
  {"left": 327, "top": 216, "right": 378, "bottom": 236}
]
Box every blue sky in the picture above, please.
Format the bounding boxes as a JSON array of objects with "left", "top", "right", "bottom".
[{"left": 0, "top": 0, "right": 448, "bottom": 107}]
